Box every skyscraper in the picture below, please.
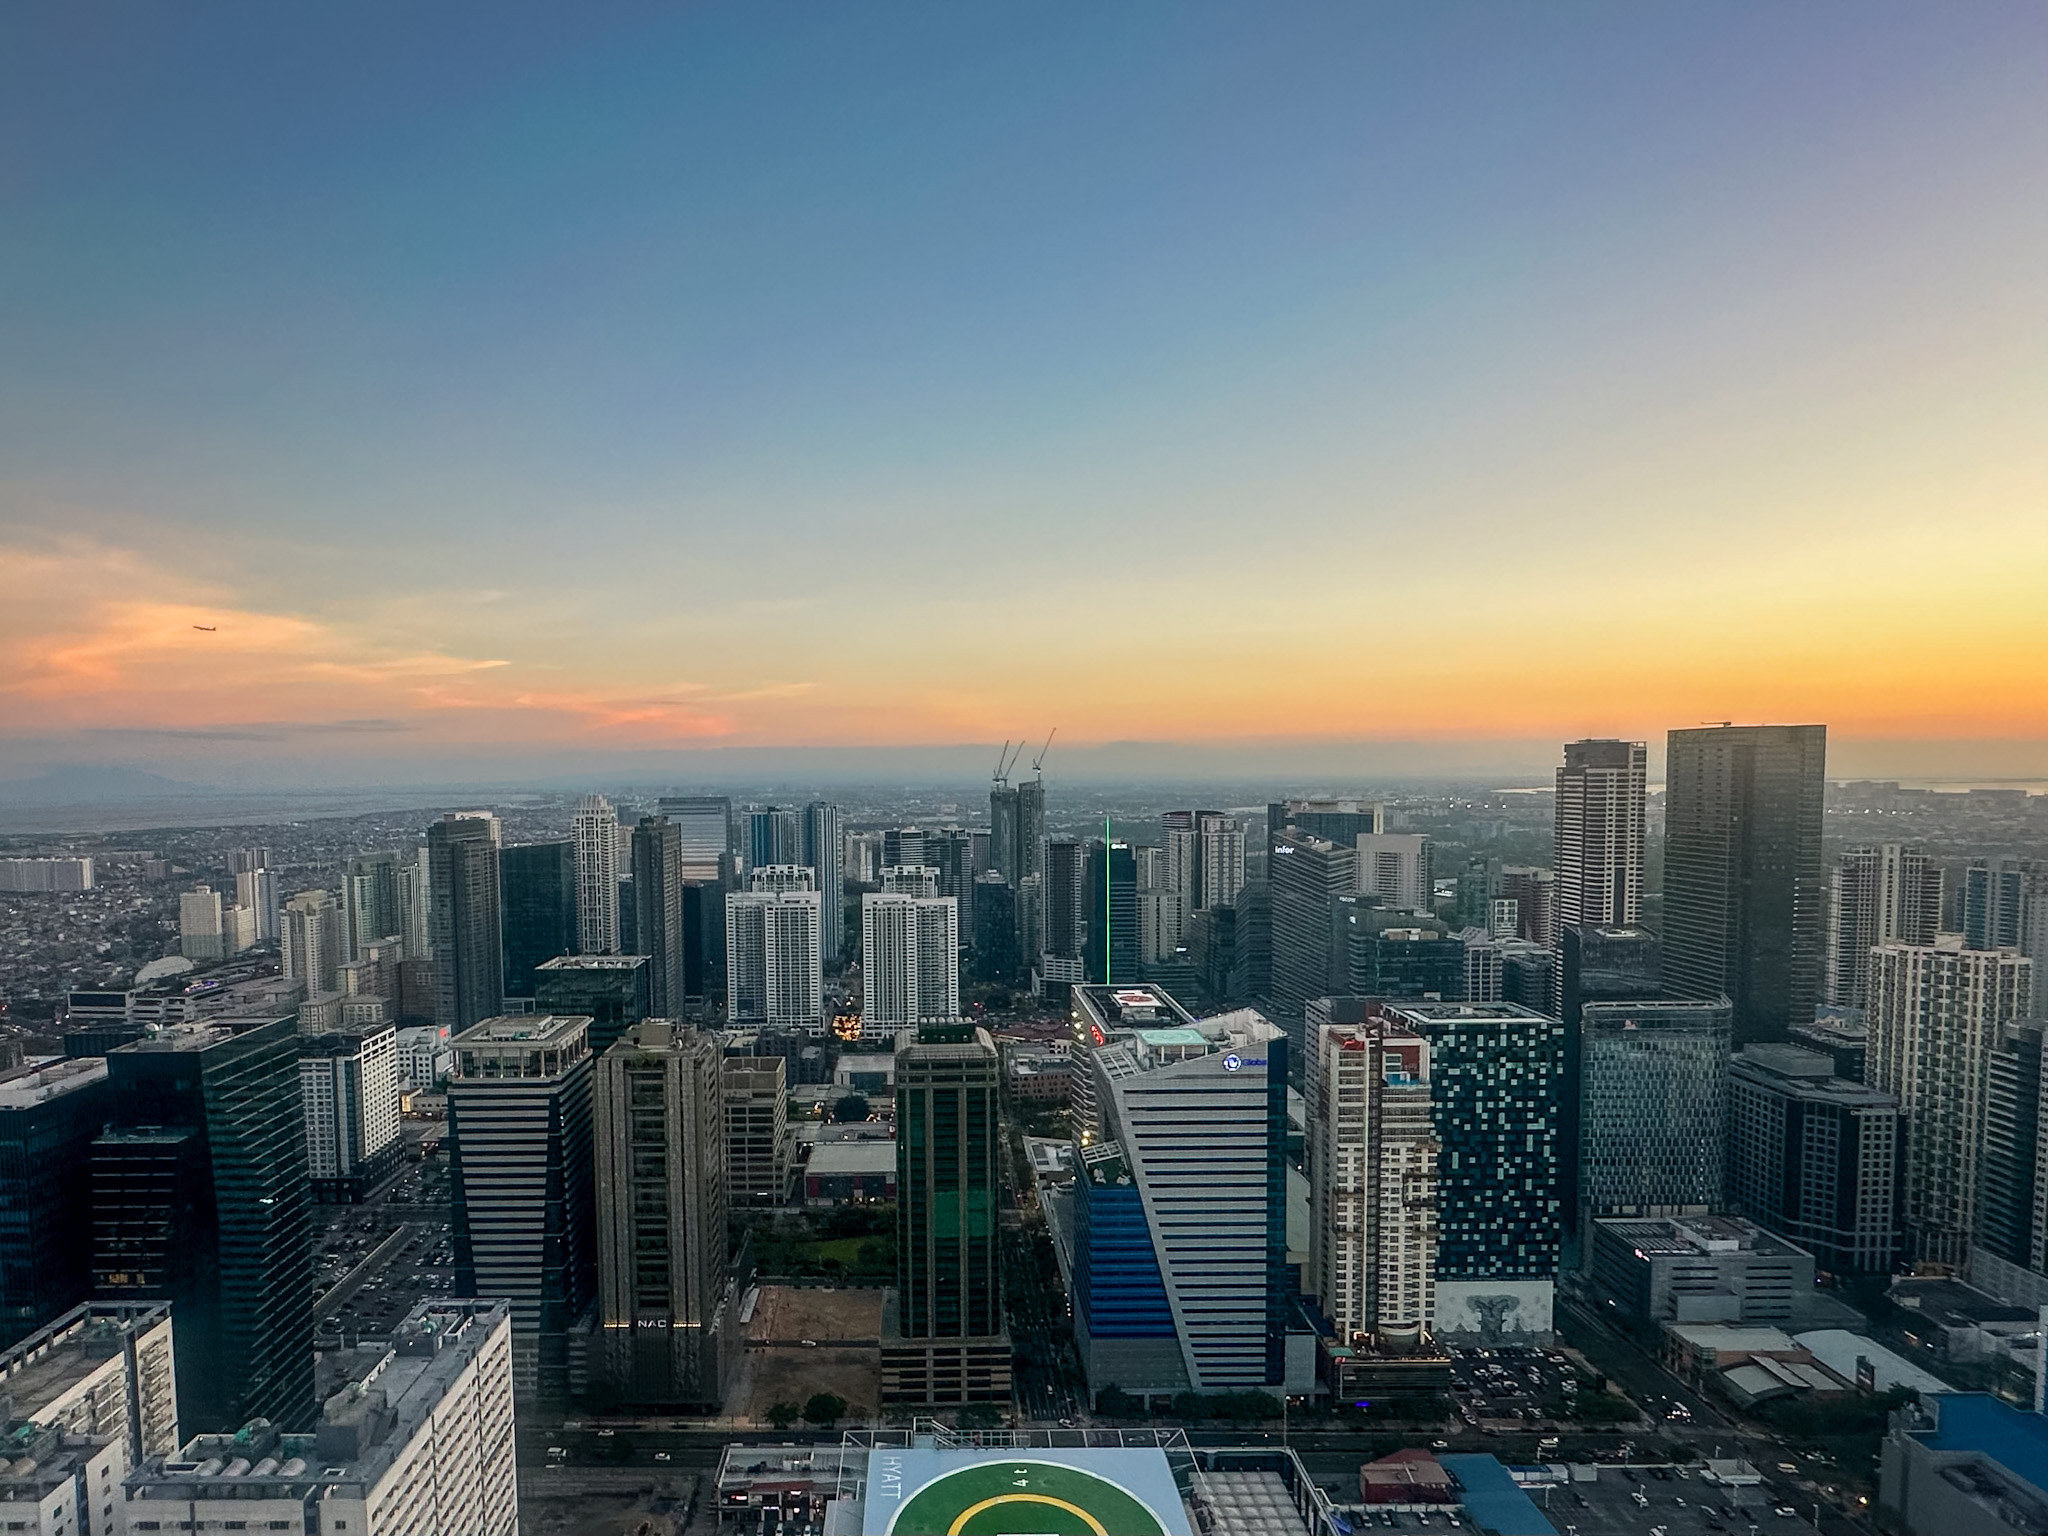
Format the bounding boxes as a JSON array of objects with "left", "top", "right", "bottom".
[
  {"left": 1965, "top": 859, "right": 2048, "bottom": 1016},
  {"left": 342, "top": 850, "right": 406, "bottom": 961},
  {"left": 571, "top": 795, "right": 620, "bottom": 954},
  {"left": 1355, "top": 833, "right": 1433, "bottom": 913},
  {"left": 0, "top": 1058, "right": 112, "bottom": 1349},
  {"left": 1308, "top": 1020, "right": 1437, "bottom": 1346},
  {"left": 1269, "top": 829, "right": 1355, "bottom": 1016},
  {"left": 927, "top": 828, "right": 978, "bottom": 941},
  {"left": 746, "top": 806, "right": 800, "bottom": 871},
  {"left": 885, "top": 1027, "right": 1010, "bottom": 1404},
  {"left": 500, "top": 840, "right": 577, "bottom": 998},
  {"left": 1268, "top": 799, "right": 1382, "bottom": 848},
  {"left": 427, "top": 813, "right": 504, "bottom": 1035},
  {"left": 1663, "top": 723, "right": 1827, "bottom": 1045},
  {"left": 658, "top": 795, "right": 734, "bottom": 884},
  {"left": 1869, "top": 938, "right": 2034, "bottom": 1266},
  {"left": 722, "top": 1057, "right": 792, "bottom": 1204},
  {"left": 1379, "top": 1002, "right": 1563, "bottom": 1344},
  {"left": 234, "top": 864, "right": 280, "bottom": 944},
  {"left": 1727, "top": 1045, "right": 1903, "bottom": 1276},
  {"left": 1979, "top": 1024, "right": 2048, "bottom": 1295},
  {"left": 533, "top": 954, "right": 649, "bottom": 1059},
  {"left": 1497, "top": 867, "right": 1556, "bottom": 946},
  {"left": 861, "top": 892, "right": 959, "bottom": 1036},
  {"left": 1575, "top": 997, "right": 1730, "bottom": 1234},
  {"left": 298, "top": 1023, "right": 403, "bottom": 1201},
  {"left": 447, "top": 1013, "right": 596, "bottom": 1406},
  {"left": 631, "top": 815, "right": 685, "bottom": 1017},
  {"left": 726, "top": 871, "right": 824, "bottom": 1031},
  {"left": 801, "top": 801, "right": 845, "bottom": 959},
  {"left": 1015, "top": 777, "right": 1046, "bottom": 883},
  {"left": 179, "top": 885, "right": 225, "bottom": 963},
  {"left": 990, "top": 782, "right": 1021, "bottom": 885},
  {"left": 591, "top": 1021, "right": 729, "bottom": 1409},
  {"left": 281, "top": 888, "right": 346, "bottom": 995},
  {"left": 1070, "top": 994, "right": 1290, "bottom": 1396},
  {"left": 93, "top": 1018, "right": 314, "bottom": 1432},
  {"left": 1083, "top": 840, "right": 1140, "bottom": 986},
  {"left": 1826, "top": 845, "right": 1941, "bottom": 1009},
  {"left": 1554, "top": 739, "right": 1647, "bottom": 937},
  {"left": 972, "top": 875, "right": 1022, "bottom": 985},
  {"left": 1037, "top": 837, "right": 1087, "bottom": 1001}
]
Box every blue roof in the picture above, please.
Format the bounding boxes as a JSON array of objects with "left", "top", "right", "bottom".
[
  {"left": 1922, "top": 1393, "right": 2048, "bottom": 1494},
  {"left": 1437, "top": 1454, "right": 1556, "bottom": 1536}
]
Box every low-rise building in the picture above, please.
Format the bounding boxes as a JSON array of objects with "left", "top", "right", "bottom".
[
  {"left": 802, "top": 1140, "right": 896, "bottom": 1204},
  {"left": 121, "top": 1300, "right": 516, "bottom": 1536},
  {"left": 1590, "top": 1214, "right": 1815, "bottom": 1326},
  {"left": 1882, "top": 1392, "right": 2048, "bottom": 1536}
]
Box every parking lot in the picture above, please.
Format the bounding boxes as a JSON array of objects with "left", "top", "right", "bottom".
[
  {"left": 1448, "top": 1345, "right": 1592, "bottom": 1426},
  {"left": 312, "top": 1146, "right": 454, "bottom": 1343}
]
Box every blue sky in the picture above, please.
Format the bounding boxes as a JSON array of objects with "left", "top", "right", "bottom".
[{"left": 2, "top": 3, "right": 2043, "bottom": 785}]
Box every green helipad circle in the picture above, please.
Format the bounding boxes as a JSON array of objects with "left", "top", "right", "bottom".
[{"left": 889, "top": 1460, "right": 1171, "bottom": 1536}]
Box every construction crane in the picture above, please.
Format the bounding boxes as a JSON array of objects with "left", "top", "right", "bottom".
[
  {"left": 992, "top": 740, "right": 1012, "bottom": 789},
  {"left": 1031, "top": 727, "right": 1057, "bottom": 777},
  {"left": 992, "top": 740, "right": 1024, "bottom": 788}
]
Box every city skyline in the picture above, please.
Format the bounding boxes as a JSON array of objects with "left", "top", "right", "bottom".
[{"left": 3, "top": 4, "right": 2044, "bottom": 788}]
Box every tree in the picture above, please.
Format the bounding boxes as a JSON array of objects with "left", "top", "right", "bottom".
[
  {"left": 955, "top": 1403, "right": 1003, "bottom": 1430},
  {"left": 1095, "top": 1384, "right": 1141, "bottom": 1419},
  {"left": 767, "top": 1402, "right": 801, "bottom": 1430},
  {"left": 803, "top": 1392, "right": 849, "bottom": 1427},
  {"left": 833, "top": 1094, "right": 871, "bottom": 1123}
]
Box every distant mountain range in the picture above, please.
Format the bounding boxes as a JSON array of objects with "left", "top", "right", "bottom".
[{"left": 0, "top": 766, "right": 212, "bottom": 804}]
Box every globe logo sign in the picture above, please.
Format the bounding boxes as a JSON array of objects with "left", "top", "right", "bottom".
[{"left": 1221, "top": 1052, "right": 1243, "bottom": 1072}]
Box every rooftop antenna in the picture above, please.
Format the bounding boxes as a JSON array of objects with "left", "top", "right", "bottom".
[{"left": 1032, "top": 727, "right": 1058, "bottom": 778}]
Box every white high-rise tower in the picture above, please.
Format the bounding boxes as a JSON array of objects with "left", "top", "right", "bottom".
[
  {"left": 1554, "top": 739, "right": 1647, "bottom": 940},
  {"left": 572, "top": 794, "right": 620, "bottom": 955}
]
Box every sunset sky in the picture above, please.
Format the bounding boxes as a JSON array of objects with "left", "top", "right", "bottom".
[{"left": 2, "top": 3, "right": 2044, "bottom": 786}]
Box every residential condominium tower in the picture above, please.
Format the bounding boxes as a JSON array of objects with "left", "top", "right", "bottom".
[
  {"left": 571, "top": 794, "right": 621, "bottom": 954},
  {"left": 862, "top": 892, "right": 959, "bottom": 1037},
  {"left": 1662, "top": 723, "right": 1826, "bottom": 1045},
  {"left": 1554, "top": 739, "right": 1647, "bottom": 937},
  {"left": 802, "top": 802, "right": 845, "bottom": 959},
  {"left": 726, "top": 870, "right": 825, "bottom": 1032},
  {"left": 1869, "top": 939, "right": 2035, "bottom": 1267},
  {"left": 1826, "top": 845, "right": 1942, "bottom": 1009}
]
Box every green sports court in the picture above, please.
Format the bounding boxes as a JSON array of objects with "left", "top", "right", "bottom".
[{"left": 863, "top": 1448, "right": 1193, "bottom": 1536}]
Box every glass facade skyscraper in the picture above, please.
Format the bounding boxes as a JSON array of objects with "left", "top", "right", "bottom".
[
  {"left": 500, "top": 840, "right": 576, "bottom": 998},
  {"left": 0, "top": 1058, "right": 112, "bottom": 1349},
  {"left": 1663, "top": 724, "right": 1826, "bottom": 1045},
  {"left": 427, "top": 812, "right": 504, "bottom": 1034},
  {"left": 1576, "top": 997, "right": 1731, "bottom": 1225},
  {"left": 92, "top": 1017, "right": 314, "bottom": 1433}
]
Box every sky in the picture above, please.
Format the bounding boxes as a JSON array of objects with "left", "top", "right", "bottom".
[{"left": 1, "top": 2, "right": 2043, "bottom": 788}]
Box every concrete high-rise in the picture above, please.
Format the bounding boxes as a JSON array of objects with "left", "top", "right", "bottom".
[
  {"left": 1727, "top": 1045, "right": 1903, "bottom": 1276},
  {"left": 235, "top": 864, "right": 280, "bottom": 943},
  {"left": 299, "top": 1023, "right": 402, "bottom": 1202},
  {"left": 1268, "top": 799, "right": 1382, "bottom": 848},
  {"left": 1015, "top": 778, "right": 1046, "bottom": 882},
  {"left": 885, "top": 1027, "right": 1010, "bottom": 1404},
  {"left": 342, "top": 851, "right": 406, "bottom": 961},
  {"left": 1827, "top": 845, "right": 1941, "bottom": 1009},
  {"left": 93, "top": 1018, "right": 314, "bottom": 1433},
  {"left": 571, "top": 795, "right": 620, "bottom": 954},
  {"left": 1037, "top": 837, "right": 1087, "bottom": 999},
  {"left": 801, "top": 802, "right": 845, "bottom": 959},
  {"left": 726, "top": 872, "right": 824, "bottom": 1031},
  {"left": 179, "top": 886, "right": 225, "bottom": 963},
  {"left": 447, "top": 1013, "right": 596, "bottom": 1406},
  {"left": 1978, "top": 1023, "right": 2048, "bottom": 1298},
  {"left": 1160, "top": 810, "right": 1246, "bottom": 914},
  {"left": 631, "top": 815, "right": 685, "bottom": 1017},
  {"left": 500, "top": 840, "right": 577, "bottom": 998},
  {"left": 1869, "top": 938, "right": 2034, "bottom": 1266},
  {"left": 658, "top": 795, "right": 734, "bottom": 884},
  {"left": 861, "top": 893, "right": 959, "bottom": 1036},
  {"left": 1308, "top": 1020, "right": 1437, "bottom": 1346},
  {"left": 927, "top": 828, "right": 979, "bottom": 941},
  {"left": 1497, "top": 867, "right": 1556, "bottom": 947},
  {"left": 1663, "top": 723, "right": 1827, "bottom": 1045},
  {"left": 1554, "top": 739, "right": 1647, "bottom": 938},
  {"left": 592, "top": 1021, "right": 730, "bottom": 1409},
  {"left": 0, "top": 1058, "right": 112, "bottom": 1348},
  {"left": 722, "top": 1056, "right": 792, "bottom": 1203},
  {"left": 1966, "top": 859, "right": 2048, "bottom": 1016},
  {"left": 427, "top": 812, "right": 503, "bottom": 1035},
  {"left": 1355, "top": 833, "right": 1433, "bottom": 914},
  {"left": 282, "top": 888, "right": 346, "bottom": 995}
]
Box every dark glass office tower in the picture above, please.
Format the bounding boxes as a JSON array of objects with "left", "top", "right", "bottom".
[
  {"left": 972, "top": 875, "right": 1020, "bottom": 984},
  {"left": 801, "top": 802, "right": 845, "bottom": 960},
  {"left": 746, "top": 807, "right": 800, "bottom": 871},
  {"left": 91, "top": 1017, "right": 314, "bottom": 1433},
  {"left": 1982, "top": 1025, "right": 2048, "bottom": 1284},
  {"left": 1557, "top": 923, "right": 1663, "bottom": 1238},
  {"left": 502, "top": 840, "right": 577, "bottom": 998},
  {"left": 632, "top": 815, "right": 685, "bottom": 1017},
  {"left": 885, "top": 1029, "right": 1009, "bottom": 1404},
  {"left": 1082, "top": 841, "right": 1140, "bottom": 986},
  {"left": 1269, "top": 829, "right": 1354, "bottom": 1016},
  {"left": 929, "top": 829, "right": 979, "bottom": 942},
  {"left": 427, "top": 812, "right": 503, "bottom": 1033},
  {"left": 1663, "top": 724, "right": 1826, "bottom": 1045},
  {"left": 535, "top": 955, "right": 650, "bottom": 1060},
  {"left": 0, "top": 1059, "right": 114, "bottom": 1348}
]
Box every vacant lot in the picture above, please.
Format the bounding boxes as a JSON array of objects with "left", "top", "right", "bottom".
[{"left": 729, "top": 1285, "right": 884, "bottom": 1425}]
